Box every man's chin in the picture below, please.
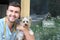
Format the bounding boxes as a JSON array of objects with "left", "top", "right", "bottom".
[
  {"left": 8, "top": 17, "right": 16, "bottom": 23},
  {"left": 10, "top": 21, "right": 15, "bottom": 23},
  {"left": 9, "top": 19, "right": 15, "bottom": 23}
]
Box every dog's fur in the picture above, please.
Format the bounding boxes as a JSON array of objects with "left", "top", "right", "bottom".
[{"left": 16, "top": 17, "right": 32, "bottom": 40}]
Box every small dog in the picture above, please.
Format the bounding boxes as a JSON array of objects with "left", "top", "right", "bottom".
[{"left": 16, "top": 17, "right": 33, "bottom": 40}]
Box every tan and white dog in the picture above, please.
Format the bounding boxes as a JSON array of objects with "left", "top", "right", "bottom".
[{"left": 16, "top": 17, "right": 34, "bottom": 40}]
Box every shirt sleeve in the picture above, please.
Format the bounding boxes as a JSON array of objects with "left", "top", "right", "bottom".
[
  {"left": 0, "top": 21, "right": 4, "bottom": 40},
  {"left": 0, "top": 32, "right": 3, "bottom": 40}
]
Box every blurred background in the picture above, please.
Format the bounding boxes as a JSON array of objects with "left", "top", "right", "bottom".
[
  {"left": 0, "top": 0, "right": 60, "bottom": 40},
  {"left": 30, "top": 0, "right": 60, "bottom": 40}
]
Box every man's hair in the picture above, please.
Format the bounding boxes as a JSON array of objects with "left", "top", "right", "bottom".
[{"left": 7, "top": 2, "right": 21, "bottom": 9}]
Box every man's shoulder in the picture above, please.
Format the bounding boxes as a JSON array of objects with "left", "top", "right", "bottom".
[
  {"left": 0, "top": 17, "right": 4, "bottom": 23},
  {"left": 0, "top": 17, "right": 5, "bottom": 27},
  {"left": 0, "top": 18, "right": 5, "bottom": 33}
]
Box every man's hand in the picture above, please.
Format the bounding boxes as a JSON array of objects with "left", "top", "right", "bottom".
[{"left": 16, "top": 25, "right": 35, "bottom": 40}]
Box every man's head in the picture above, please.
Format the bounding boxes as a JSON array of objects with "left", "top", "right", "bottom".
[{"left": 6, "top": 2, "right": 21, "bottom": 23}]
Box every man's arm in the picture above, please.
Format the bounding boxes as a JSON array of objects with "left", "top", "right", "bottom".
[
  {"left": 0, "top": 25, "right": 3, "bottom": 40},
  {"left": 0, "top": 21, "right": 4, "bottom": 40},
  {"left": 0, "top": 19, "right": 5, "bottom": 40},
  {"left": 0, "top": 32, "right": 3, "bottom": 40},
  {"left": 23, "top": 29, "right": 35, "bottom": 40}
]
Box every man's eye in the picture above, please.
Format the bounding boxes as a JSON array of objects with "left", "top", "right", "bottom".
[
  {"left": 10, "top": 10, "right": 13, "bottom": 12},
  {"left": 15, "top": 11, "right": 19, "bottom": 13}
]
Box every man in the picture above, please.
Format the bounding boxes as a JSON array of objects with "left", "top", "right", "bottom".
[{"left": 0, "top": 2, "right": 35, "bottom": 40}]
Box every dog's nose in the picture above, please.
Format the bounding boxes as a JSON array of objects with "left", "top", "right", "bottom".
[{"left": 25, "top": 24, "right": 28, "bottom": 26}]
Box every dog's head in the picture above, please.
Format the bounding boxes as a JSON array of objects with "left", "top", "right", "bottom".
[{"left": 20, "top": 17, "right": 32, "bottom": 27}]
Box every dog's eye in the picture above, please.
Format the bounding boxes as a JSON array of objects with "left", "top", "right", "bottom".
[
  {"left": 26, "top": 21, "right": 28, "bottom": 23},
  {"left": 23, "top": 21, "right": 25, "bottom": 23}
]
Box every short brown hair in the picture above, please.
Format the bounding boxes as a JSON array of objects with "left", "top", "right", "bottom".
[{"left": 7, "top": 2, "right": 21, "bottom": 9}]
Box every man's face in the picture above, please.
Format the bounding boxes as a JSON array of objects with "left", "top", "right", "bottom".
[{"left": 6, "top": 6, "right": 21, "bottom": 23}]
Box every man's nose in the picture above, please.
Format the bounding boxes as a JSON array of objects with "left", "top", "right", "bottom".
[{"left": 12, "top": 12, "right": 15, "bottom": 15}]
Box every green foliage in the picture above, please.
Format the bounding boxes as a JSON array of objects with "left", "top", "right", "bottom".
[{"left": 31, "top": 18, "right": 60, "bottom": 40}]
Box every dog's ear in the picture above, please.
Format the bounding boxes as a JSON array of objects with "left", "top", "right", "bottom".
[
  {"left": 20, "top": 17, "right": 24, "bottom": 21},
  {"left": 15, "top": 19, "right": 21, "bottom": 24},
  {"left": 28, "top": 17, "right": 32, "bottom": 27},
  {"left": 26, "top": 17, "right": 32, "bottom": 22},
  {"left": 28, "top": 17, "right": 32, "bottom": 22}
]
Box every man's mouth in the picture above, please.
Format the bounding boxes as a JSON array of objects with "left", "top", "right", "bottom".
[{"left": 9, "top": 15, "right": 16, "bottom": 19}]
